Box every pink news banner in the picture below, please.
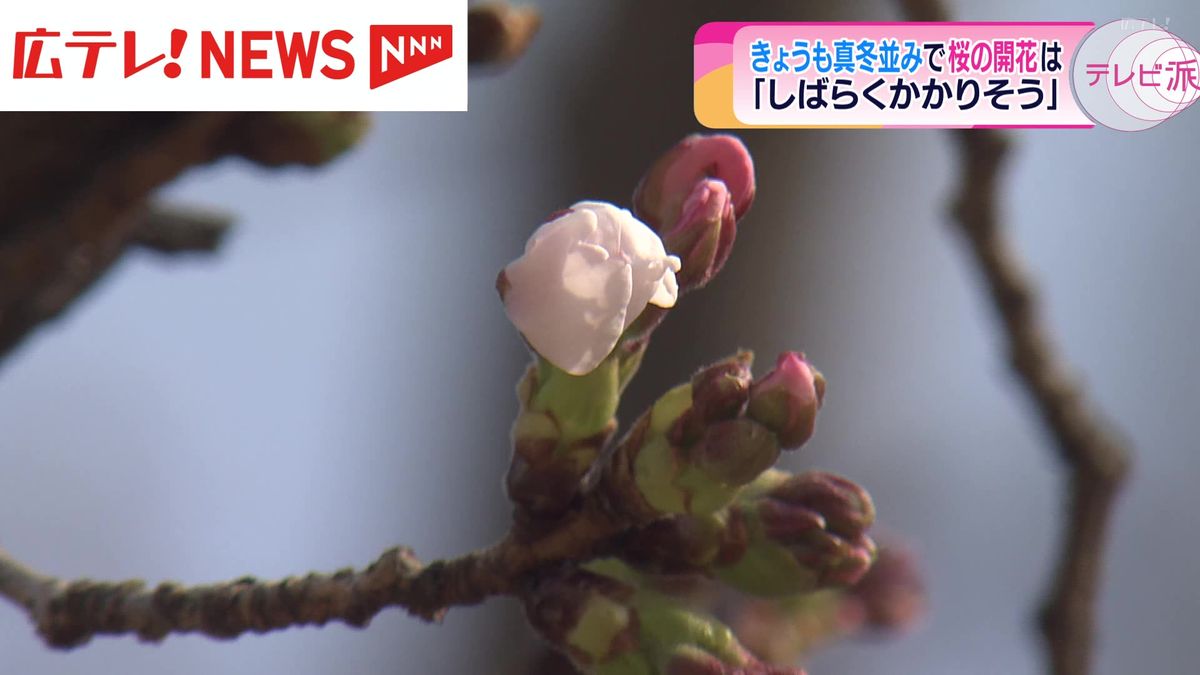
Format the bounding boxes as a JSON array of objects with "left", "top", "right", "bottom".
[{"left": 694, "top": 21, "right": 1200, "bottom": 131}]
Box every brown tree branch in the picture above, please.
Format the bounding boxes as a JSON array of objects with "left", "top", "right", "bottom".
[
  {"left": 898, "top": 2, "right": 1133, "bottom": 674},
  {"left": 0, "top": 491, "right": 637, "bottom": 648},
  {"left": 0, "top": 27, "right": 544, "bottom": 648},
  {"left": 950, "top": 122, "right": 1130, "bottom": 675}
]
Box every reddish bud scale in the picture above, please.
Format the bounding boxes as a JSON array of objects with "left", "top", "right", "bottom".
[
  {"left": 767, "top": 472, "right": 876, "bottom": 537},
  {"left": 690, "top": 351, "right": 753, "bottom": 425}
]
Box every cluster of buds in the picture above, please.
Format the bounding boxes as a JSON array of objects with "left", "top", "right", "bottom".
[
  {"left": 619, "top": 470, "right": 876, "bottom": 598},
  {"left": 599, "top": 351, "right": 828, "bottom": 522},
  {"left": 599, "top": 353, "right": 768, "bottom": 519},
  {"left": 633, "top": 134, "right": 755, "bottom": 292},
  {"left": 495, "top": 133, "right": 895, "bottom": 674},
  {"left": 716, "top": 471, "right": 876, "bottom": 597},
  {"left": 499, "top": 136, "right": 757, "bottom": 523},
  {"left": 621, "top": 135, "right": 756, "bottom": 342},
  {"left": 523, "top": 562, "right": 806, "bottom": 675}
]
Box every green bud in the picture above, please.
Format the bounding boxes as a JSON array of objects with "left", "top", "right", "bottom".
[
  {"left": 693, "top": 419, "right": 780, "bottom": 487},
  {"left": 606, "top": 355, "right": 787, "bottom": 520}
]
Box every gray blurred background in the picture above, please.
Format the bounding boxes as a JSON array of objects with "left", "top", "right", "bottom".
[{"left": 2, "top": 1, "right": 1197, "bottom": 673}]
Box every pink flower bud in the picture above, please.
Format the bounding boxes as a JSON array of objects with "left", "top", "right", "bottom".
[
  {"left": 747, "top": 353, "right": 824, "bottom": 450},
  {"left": 633, "top": 134, "right": 755, "bottom": 232},
  {"left": 663, "top": 179, "right": 737, "bottom": 290}
]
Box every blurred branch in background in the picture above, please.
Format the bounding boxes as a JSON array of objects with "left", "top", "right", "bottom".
[
  {"left": 0, "top": 112, "right": 368, "bottom": 369},
  {"left": 0, "top": 0, "right": 546, "bottom": 370},
  {"left": 130, "top": 204, "right": 234, "bottom": 256},
  {"left": 898, "top": 2, "right": 1134, "bottom": 675}
]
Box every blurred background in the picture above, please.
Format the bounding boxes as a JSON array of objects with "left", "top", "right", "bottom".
[{"left": 2, "top": 1, "right": 1197, "bottom": 673}]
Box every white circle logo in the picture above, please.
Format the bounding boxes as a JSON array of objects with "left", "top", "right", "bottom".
[{"left": 1072, "top": 19, "right": 1200, "bottom": 131}]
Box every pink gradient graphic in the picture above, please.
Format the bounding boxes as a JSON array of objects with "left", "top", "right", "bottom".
[{"left": 695, "top": 42, "right": 732, "bottom": 81}]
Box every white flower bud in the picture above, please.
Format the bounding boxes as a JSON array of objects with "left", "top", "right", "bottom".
[{"left": 503, "top": 201, "right": 681, "bottom": 375}]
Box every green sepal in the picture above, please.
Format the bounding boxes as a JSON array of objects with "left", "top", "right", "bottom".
[{"left": 532, "top": 355, "right": 620, "bottom": 441}]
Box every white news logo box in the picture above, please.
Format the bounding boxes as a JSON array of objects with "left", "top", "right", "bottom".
[{"left": 0, "top": 0, "right": 467, "bottom": 111}]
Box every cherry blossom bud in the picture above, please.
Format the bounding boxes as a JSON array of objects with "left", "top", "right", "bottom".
[
  {"left": 716, "top": 472, "right": 876, "bottom": 597},
  {"left": 663, "top": 179, "right": 737, "bottom": 290},
  {"left": 765, "top": 472, "right": 875, "bottom": 540},
  {"left": 526, "top": 559, "right": 811, "bottom": 675},
  {"left": 634, "top": 134, "right": 756, "bottom": 232},
  {"left": 600, "top": 353, "right": 781, "bottom": 520},
  {"left": 501, "top": 201, "right": 682, "bottom": 376},
  {"left": 747, "top": 353, "right": 825, "bottom": 450},
  {"left": 689, "top": 350, "right": 752, "bottom": 427},
  {"left": 694, "top": 419, "right": 781, "bottom": 487}
]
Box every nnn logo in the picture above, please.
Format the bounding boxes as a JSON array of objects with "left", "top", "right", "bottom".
[{"left": 369, "top": 24, "right": 452, "bottom": 89}]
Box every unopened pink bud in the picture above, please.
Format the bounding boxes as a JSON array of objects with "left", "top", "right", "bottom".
[
  {"left": 664, "top": 179, "right": 737, "bottom": 290},
  {"left": 747, "top": 353, "right": 823, "bottom": 450},
  {"left": 633, "top": 134, "right": 755, "bottom": 232}
]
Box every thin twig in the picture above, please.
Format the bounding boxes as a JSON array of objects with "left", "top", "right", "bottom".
[
  {"left": 0, "top": 497, "right": 629, "bottom": 648},
  {"left": 898, "top": 2, "right": 1132, "bottom": 674}
]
